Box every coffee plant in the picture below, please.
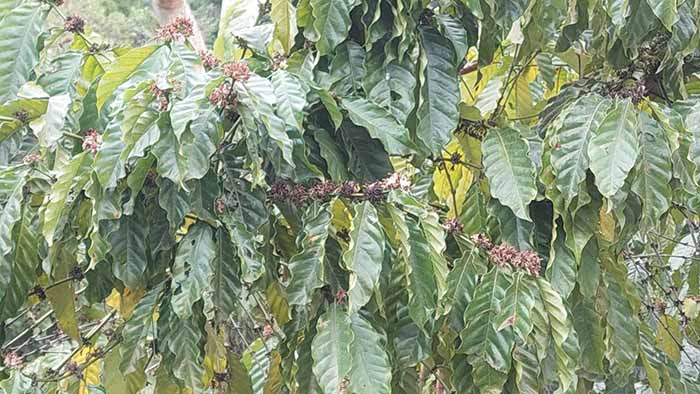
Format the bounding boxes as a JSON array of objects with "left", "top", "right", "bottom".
[{"left": 2, "top": 0, "right": 700, "bottom": 392}]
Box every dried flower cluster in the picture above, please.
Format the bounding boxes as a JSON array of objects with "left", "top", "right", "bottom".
[
  {"left": 269, "top": 173, "right": 411, "bottom": 206},
  {"left": 64, "top": 15, "right": 85, "bottom": 33},
  {"left": 209, "top": 82, "right": 237, "bottom": 110},
  {"left": 606, "top": 80, "right": 648, "bottom": 105},
  {"left": 198, "top": 50, "right": 219, "bottom": 70},
  {"left": 82, "top": 129, "right": 102, "bottom": 154},
  {"left": 14, "top": 109, "right": 29, "bottom": 123},
  {"left": 472, "top": 233, "right": 541, "bottom": 276},
  {"left": 155, "top": 17, "right": 194, "bottom": 43},
  {"left": 223, "top": 62, "right": 251, "bottom": 82}
]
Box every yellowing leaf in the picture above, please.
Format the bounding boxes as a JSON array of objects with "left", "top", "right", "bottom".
[
  {"left": 657, "top": 315, "right": 681, "bottom": 363},
  {"left": 73, "top": 346, "right": 101, "bottom": 394},
  {"left": 433, "top": 139, "right": 472, "bottom": 217},
  {"left": 271, "top": 0, "right": 297, "bottom": 54},
  {"left": 106, "top": 288, "right": 146, "bottom": 319}
]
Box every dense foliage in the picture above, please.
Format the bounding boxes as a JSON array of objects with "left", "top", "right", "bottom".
[{"left": 3, "top": 0, "right": 700, "bottom": 393}]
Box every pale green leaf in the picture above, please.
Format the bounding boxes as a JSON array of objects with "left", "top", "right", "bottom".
[
  {"left": 312, "top": 306, "right": 353, "bottom": 394},
  {"left": 341, "top": 96, "right": 414, "bottom": 155},
  {"left": 345, "top": 201, "right": 384, "bottom": 314},
  {"left": 416, "top": 28, "right": 460, "bottom": 155},
  {"left": 483, "top": 128, "right": 537, "bottom": 221},
  {"left": 310, "top": 0, "right": 358, "bottom": 55},
  {"left": 588, "top": 99, "right": 639, "bottom": 200},
  {"left": 0, "top": 3, "right": 46, "bottom": 101},
  {"left": 287, "top": 204, "right": 331, "bottom": 305},
  {"left": 348, "top": 313, "right": 391, "bottom": 394},
  {"left": 171, "top": 224, "right": 216, "bottom": 318}
]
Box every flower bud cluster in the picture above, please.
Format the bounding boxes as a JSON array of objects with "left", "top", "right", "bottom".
[
  {"left": 82, "top": 129, "right": 102, "bottom": 154},
  {"left": 472, "top": 233, "right": 541, "bottom": 276},
  {"left": 155, "top": 17, "right": 194, "bottom": 43},
  {"left": 223, "top": 62, "right": 251, "bottom": 83},
  {"left": 209, "top": 81, "right": 237, "bottom": 110},
  {"left": 3, "top": 352, "right": 23, "bottom": 369},
  {"left": 198, "top": 50, "right": 219, "bottom": 70}
]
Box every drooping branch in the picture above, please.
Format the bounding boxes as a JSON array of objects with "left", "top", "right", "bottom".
[{"left": 152, "top": 0, "right": 206, "bottom": 51}]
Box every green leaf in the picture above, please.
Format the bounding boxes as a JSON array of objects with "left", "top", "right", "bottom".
[
  {"left": 0, "top": 3, "right": 47, "bottom": 101},
  {"left": 152, "top": 117, "right": 188, "bottom": 186},
  {"left": 96, "top": 45, "right": 167, "bottom": 110},
  {"left": 43, "top": 152, "right": 92, "bottom": 246},
  {"left": 171, "top": 224, "right": 216, "bottom": 318},
  {"left": 312, "top": 306, "right": 353, "bottom": 394},
  {"left": 572, "top": 297, "right": 605, "bottom": 375},
  {"left": 545, "top": 222, "right": 577, "bottom": 299},
  {"left": 646, "top": 0, "right": 678, "bottom": 31},
  {"left": 460, "top": 268, "right": 515, "bottom": 374},
  {"left": 168, "top": 310, "right": 205, "bottom": 393},
  {"left": 237, "top": 75, "right": 295, "bottom": 168},
  {"left": 345, "top": 201, "right": 385, "bottom": 314},
  {"left": 310, "top": 0, "right": 358, "bottom": 55},
  {"left": 0, "top": 166, "right": 27, "bottom": 257},
  {"left": 271, "top": 70, "right": 307, "bottom": 131},
  {"left": 313, "top": 128, "right": 348, "bottom": 181},
  {"left": 483, "top": 128, "right": 537, "bottom": 221},
  {"left": 348, "top": 313, "right": 391, "bottom": 394},
  {"left": 631, "top": 112, "right": 672, "bottom": 229},
  {"left": 287, "top": 204, "right": 331, "bottom": 305},
  {"left": 0, "top": 370, "right": 32, "bottom": 393},
  {"left": 0, "top": 205, "right": 39, "bottom": 321},
  {"left": 37, "top": 52, "right": 84, "bottom": 96},
  {"left": 406, "top": 216, "right": 440, "bottom": 329},
  {"left": 45, "top": 245, "right": 80, "bottom": 341},
  {"left": 271, "top": 0, "right": 298, "bottom": 54},
  {"left": 603, "top": 272, "right": 640, "bottom": 382},
  {"left": 120, "top": 285, "right": 163, "bottom": 374},
  {"left": 588, "top": 99, "right": 639, "bottom": 200},
  {"left": 513, "top": 344, "right": 542, "bottom": 394},
  {"left": 416, "top": 28, "right": 460, "bottom": 155},
  {"left": 108, "top": 205, "right": 149, "bottom": 291},
  {"left": 341, "top": 96, "right": 414, "bottom": 155},
  {"left": 30, "top": 93, "right": 71, "bottom": 149},
  {"left": 536, "top": 278, "right": 578, "bottom": 393},
  {"left": 212, "top": 228, "right": 242, "bottom": 319},
  {"left": 446, "top": 247, "right": 485, "bottom": 332},
  {"left": 158, "top": 179, "right": 190, "bottom": 233},
  {"left": 549, "top": 95, "right": 611, "bottom": 208},
  {"left": 495, "top": 273, "right": 536, "bottom": 345},
  {"left": 94, "top": 121, "right": 127, "bottom": 189}
]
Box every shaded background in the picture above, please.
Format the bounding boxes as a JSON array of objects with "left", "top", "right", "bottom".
[{"left": 53, "top": 0, "right": 222, "bottom": 47}]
